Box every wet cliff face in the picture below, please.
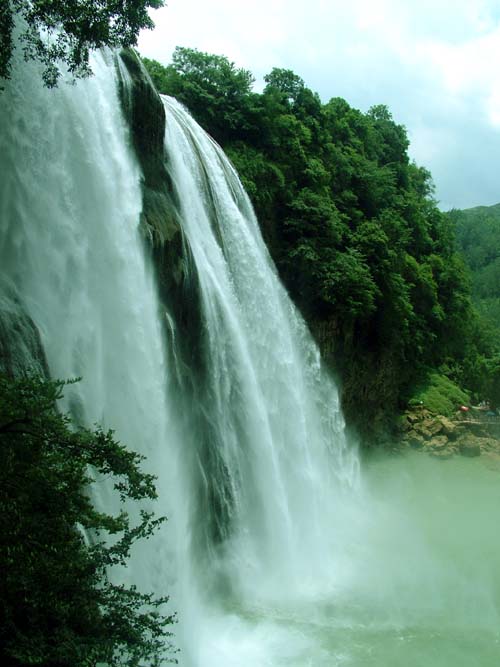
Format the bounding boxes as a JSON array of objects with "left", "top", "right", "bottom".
[
  {"left": 117, "top": 49, "right": 179, "bottom": 246},
  {"left": 0, "top": 279, "right": 48, "bottom": 378},
  {"left": 117, "top": 49, "right": 206, "bottom": 374},
  {"left": 310, "top": 315, "right": 405, "bottom": 446}
]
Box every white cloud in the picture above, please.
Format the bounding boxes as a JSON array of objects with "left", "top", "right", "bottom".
[{"left": 138, "top": 0, "right": 500, "bottom": 210}]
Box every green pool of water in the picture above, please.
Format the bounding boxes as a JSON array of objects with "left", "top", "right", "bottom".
[{"left": 201, "top": 451, "right": 500, "bottom": 666}]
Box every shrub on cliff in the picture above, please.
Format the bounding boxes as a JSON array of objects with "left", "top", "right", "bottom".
[
  {"left": 0, "top": 373, "right": 176, "bottom": 666},
  {"left": 408, "top": 373, "right": 470, "bottom": 417}
]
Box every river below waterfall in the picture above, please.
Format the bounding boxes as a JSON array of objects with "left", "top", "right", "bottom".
[{"left": 196, "top": 452, "right": 500, "bottom": 666}]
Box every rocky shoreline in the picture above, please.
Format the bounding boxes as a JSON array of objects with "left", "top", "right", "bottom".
[{"left": 400, "top": 407, "right": 500, "bottom": 460}]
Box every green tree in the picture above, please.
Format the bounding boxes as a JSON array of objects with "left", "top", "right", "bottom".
[
  {"left": 263, "top": 68, "right": 305, "bottom": 105},
  {"left": 1, "top": 0, "right": 164, "bottom": 87},
  {"left": 445, "top": 203, "right": 500, "bottom": 402},
  {"left": 0, "top": 374, "right": 176, "bottom": 666},
  {"left": 144, "top": 48, "right": 257, "bottom": 144}
]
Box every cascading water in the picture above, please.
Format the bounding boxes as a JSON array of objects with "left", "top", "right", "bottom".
[
  {"left": 0, "top": 45, "right": 176, "bottom": 642},
  {"left": 2, "top": 46, "right": 500, "bottom": 667},
  {"left": 160, "top": 96, "right": 359, "bottom": 602}
]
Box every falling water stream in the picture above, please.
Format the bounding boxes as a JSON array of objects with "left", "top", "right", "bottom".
[{"left": 1, "top": 52, "right": 500, "bottom": 666}]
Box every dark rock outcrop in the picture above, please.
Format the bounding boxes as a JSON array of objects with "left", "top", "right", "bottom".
[
  {"left": 0, "top": 278, "right": 48, "bottom": 378},
  {"left": 311, "top": 315, "right": 404, "bottom": 444},
  {"left": 116, "top": 49, "right": 204, "bottom": 375},
  {"left": 117, "top": 48, "right": 179, "bottom": 245}
]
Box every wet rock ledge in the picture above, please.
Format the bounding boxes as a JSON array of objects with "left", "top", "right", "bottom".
[{"left": 400, "top": 407, "right": 500, "bottom": 460}]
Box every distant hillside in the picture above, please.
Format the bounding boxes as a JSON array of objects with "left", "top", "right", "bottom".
[{"left": 447, "top": 203, "right": 500, "bottom": 340}]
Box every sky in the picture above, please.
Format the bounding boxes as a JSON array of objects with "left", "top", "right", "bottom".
[{"left": 138, "top": 0, "right": 500, "bottom": 211}]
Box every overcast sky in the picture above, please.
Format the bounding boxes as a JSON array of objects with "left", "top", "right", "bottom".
[{"left": 138, "top": 0, "right": 500, "bottom": 211}]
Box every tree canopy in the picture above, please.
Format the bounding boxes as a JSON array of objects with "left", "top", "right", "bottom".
[
  {"left": 1, "top": 0, "right": 164, "bottom": 87},
  {"left": 0, "top": 374, "right": 177, "bottom": 666},
  {"left": 447, "top": 204, "right": 500, "bottom": 408},
  {"left": 448, "top": 204, "right": 500, "bottom": 333}
]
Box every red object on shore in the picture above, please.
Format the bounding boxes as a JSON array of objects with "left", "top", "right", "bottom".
[{"left": 459, "top": 405, "right": 469, "bottom": 412}]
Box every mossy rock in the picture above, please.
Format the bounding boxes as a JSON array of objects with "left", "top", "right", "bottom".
[
  {"left": 429, "top": 435, "right": 449, "bottom": 450},
  {"left": 117, "top": 49, "right": 179, "bottom": 246}
]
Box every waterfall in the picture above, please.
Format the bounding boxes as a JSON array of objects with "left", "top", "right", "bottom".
[
  {"left": 0, "top": 45, "right": 176, "bottom": 637},
  {"left": 5, "top": 44, "right": 499, "bottom": 667},
  {"left": 0, "top": 50, "right": 358, "bottom": 664},
  {"left": 161, "top": 96, "right": 358, "bottom": 603},
  {"left": 155, "top": 99, "right": 500, "bottom": 667}
]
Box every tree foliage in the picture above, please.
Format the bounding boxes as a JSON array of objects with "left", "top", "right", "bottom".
[
  {"left": 0, "top": 374, "right": 176, "bottom": 666},
  {"left": 448, "top": 204, "right": 500, "bottom": 331},
  {"left": 446, "top": 204, "right": 500, "bottom": 407},
  {"left": 1, "top": 0, "right": 164, "bottom": 87},
  {"left": 143, "top": 48, "right": 487, "bottom": 436}
]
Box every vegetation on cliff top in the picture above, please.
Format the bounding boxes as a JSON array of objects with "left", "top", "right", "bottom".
[
  {"left": 1, "top": 0, "right": 164, "bottom": 87},
  {"left": 0, "top": 374, "right": 176, "bottom": 666},
  {"left": 144, "top": 47, "right": 497, "bottom": 436}
]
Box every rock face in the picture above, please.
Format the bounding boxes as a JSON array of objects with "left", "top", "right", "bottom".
[
  {"left": 401, "top": 406, "right": 500, "bottom": 459},
  {"left": 115, "top": 50, "right": 215, "bottom": 391},
  {"left": 116, "top": 50, "right": 187, "bottom": 305},
  {"left": 310, "top": 315, "right": 403, "bottom": 444},
  {"left": 117, "top": 49, "right": 178, "bottom": 245},
  {"left": 0, "top": 278, "right": 48, "bottom": 378},
  {"left": 116, "top": 50, "right": 206, "bottom": 374}
]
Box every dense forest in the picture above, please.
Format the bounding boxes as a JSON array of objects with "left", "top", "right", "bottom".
[
  {"left": 446, "top": 203, "right": 500, "bottom": 410},
  {"left": 447, "top": 204, "right": 500, "bottom": 336},
  {"left": 143, "top": 48, "right": 499, "bottom": 439}
]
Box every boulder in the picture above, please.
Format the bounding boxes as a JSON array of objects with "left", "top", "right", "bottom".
[
  {"left": 437, "top": 417, "right": 456, "bottom": 439},
  {"left": 407, "top": 432, "right": 425, "bottom": 449},
  {"left": 429, "top": 435, "right": 449, "bottom": 450},
  {"left": 427, "top": 419, "right": 445, "bottom": 436},
  {"left": 479, "top": 438, "right": 498, "bottom": 452},
  {"left": 414, "top": 423, "right": 434, "bottom": 440},
  {"left": 430, "top": 449, "right": 454, "bottom": 460},
  {"left": 406, "top": 412, "right": 421, "bottom": 424},
  {"left": 458, "top": 437, "right": 481, "bottom": 457}
]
